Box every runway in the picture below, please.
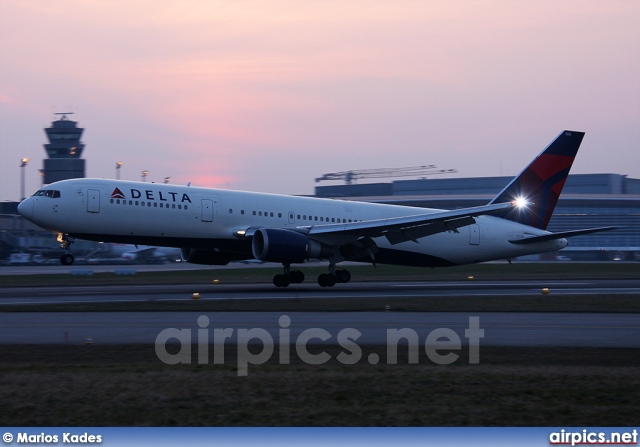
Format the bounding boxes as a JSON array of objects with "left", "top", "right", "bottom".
[
  {"left": 0, "top": 278, "right": 638, "bottom": 305},
  {"left": 1, "top": 279, "right": 638, "bottom": 348},
  {"left": 1, "top": 311, "right": 639, "bottom": 347}
]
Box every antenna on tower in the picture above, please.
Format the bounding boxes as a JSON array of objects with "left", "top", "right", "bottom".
[{"left": 54, "top": 112, "right": 74, "bottom": 121}]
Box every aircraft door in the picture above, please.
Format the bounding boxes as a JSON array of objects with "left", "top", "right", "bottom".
[
  {"left": 201, "top": 199, "right": 214, "bottom": 222},
  {"left": 288, "top": 211, "right": 295, "bottom": 224},
  {"left": 87, "top": 189, "right": 100, "bottom": 213},
  {"left": 469, "top": 224, "right": 480, "bottom": 245}
]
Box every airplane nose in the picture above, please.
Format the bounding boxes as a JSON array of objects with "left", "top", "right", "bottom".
[{"left": 17, "top": 198, "right": 34, "bottom": 220}]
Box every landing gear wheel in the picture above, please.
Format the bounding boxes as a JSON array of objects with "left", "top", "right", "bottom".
[
  {"left": 274, "top": 264, "right": 305, "bottom": 287},
  {"left": 317, "top": 273, "right": 337, "bottom": 287},
  {"left": 60, "top": 254, "right": 75, "bottom": 266},
  {"left": 273, "top": 274, "right": 291, "bottom": 288},
  {"left": 335, "top": 269, "right": 351, "bottom": 283},
  {"left": 289, "top": 270, "right": 305, "bottom": 284}
]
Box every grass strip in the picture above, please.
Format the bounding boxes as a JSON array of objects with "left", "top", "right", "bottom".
[{"left": 0, "top": 344, "right": 637, "bottom": 426}]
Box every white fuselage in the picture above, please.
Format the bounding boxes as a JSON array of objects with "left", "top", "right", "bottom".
[{"left": 18, "top": 178, "right": 567, "bottom": 267}]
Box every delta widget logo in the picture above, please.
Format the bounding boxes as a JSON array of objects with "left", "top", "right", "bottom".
[{"left": 111, "top": 188, "right": 126, "bottom": 199}]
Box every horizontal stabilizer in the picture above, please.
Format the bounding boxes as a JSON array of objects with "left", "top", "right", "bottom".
[{"left": 509, "top": 226, "right": 619, "bottom": 245}]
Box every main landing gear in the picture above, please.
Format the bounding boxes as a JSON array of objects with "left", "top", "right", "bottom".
[
  {"left": 272, "top": 263, "right": 351, "bottom": 288},
  {"left": 272, "top": 264, "right": 305, "bottom": 287},
  {"left": 57, "top": 233, "right": 75, "bottom": 265},
  {"left": 318, "top": 262, "right": 351, "bottom": 287}
]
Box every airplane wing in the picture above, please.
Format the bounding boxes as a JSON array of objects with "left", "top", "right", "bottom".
[
  {"left": 508, "top": 226, "right": 619, "bottom": 244},
  {"left": 291, "top": 201, "right": 519, "bottom": 246}
]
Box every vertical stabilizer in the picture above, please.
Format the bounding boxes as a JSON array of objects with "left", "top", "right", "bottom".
[{"left": 489, "top": 130, "right": 585, "bottom": 230}]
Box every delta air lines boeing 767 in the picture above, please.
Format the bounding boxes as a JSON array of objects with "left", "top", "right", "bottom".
[{"left": 18, "top": 131, "right": 616, "bottom": 287}]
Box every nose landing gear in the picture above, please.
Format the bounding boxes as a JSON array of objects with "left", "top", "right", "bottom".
[
  {"left": 57, "top": 233, "right": 75, "bottom": 265},
  {"left": 60, "top": 253, "right": 75, "bottom": 265}
]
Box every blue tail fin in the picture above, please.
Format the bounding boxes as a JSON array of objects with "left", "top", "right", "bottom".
[{"left": 489, "top": 130, "right": 585, "bottom": 230}]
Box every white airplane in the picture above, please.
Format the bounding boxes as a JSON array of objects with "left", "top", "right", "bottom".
[{"left": 18, "top": 131, "right": 616, "bottom": 287}]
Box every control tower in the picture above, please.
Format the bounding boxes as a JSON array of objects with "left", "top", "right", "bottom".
[{"left": 42, "top": 112, "right": 86, "bottom": 184}]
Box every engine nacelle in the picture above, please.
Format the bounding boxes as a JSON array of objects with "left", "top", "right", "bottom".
[
  {"left": 180, "top": 248, "right": 232, "bottom": 265},
  {"left": 251, "top": 228, "right": 332, "bottom": 263}
]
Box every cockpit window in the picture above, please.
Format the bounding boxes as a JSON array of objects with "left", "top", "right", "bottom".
[{"left": 33, "top": 190, "right": 60, "bottom": 198}]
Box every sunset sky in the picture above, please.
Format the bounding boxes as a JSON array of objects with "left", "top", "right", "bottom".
[{"left": 1, "top": 0, "right": 639, "bottom": 201}]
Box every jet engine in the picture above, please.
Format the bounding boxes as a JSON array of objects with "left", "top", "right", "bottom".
[{"left": 251, "top": 228, "right": 332, "bottom": 263}]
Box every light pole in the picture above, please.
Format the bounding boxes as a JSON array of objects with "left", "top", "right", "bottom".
[
  {"left": 141, "top": 170, "right": 149, "bottom": 182},
  {"left": 116, "top": 161, "right": 123, "bottom": 180},
  {"left": 20, "top": 157, "right": 30, "bottom": 201}
]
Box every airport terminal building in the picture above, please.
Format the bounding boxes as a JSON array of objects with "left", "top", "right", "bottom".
[{"left": 315, "top": 173, "right": 640, "bottom": 260}]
